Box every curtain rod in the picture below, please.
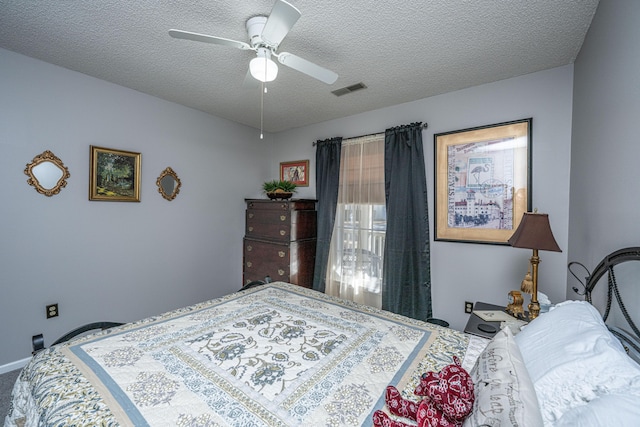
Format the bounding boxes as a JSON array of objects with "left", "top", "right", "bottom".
[{"left": 312, "top": 122, "right": 428, "bottom": 146}]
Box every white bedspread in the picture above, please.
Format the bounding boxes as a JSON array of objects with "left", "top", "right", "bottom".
[{"left": 6, "top": 282, "right": 476, "bottom": 427}]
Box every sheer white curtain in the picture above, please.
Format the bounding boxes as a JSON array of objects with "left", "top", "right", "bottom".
[{"left": 325, "top": 134, "right": 386, "bottom": 308}]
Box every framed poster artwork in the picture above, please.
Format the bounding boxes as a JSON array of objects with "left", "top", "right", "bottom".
[
  {"left": 280, "top": 159, "right": 309, "bottom": 187},
  {"left": 434, "top": 118, "right": 532, "bottom": 244},
  {"left": 89, "top": 146, "right": 141, "bottom": 202}
]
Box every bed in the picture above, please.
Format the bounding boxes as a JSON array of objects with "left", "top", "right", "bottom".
[
  {"left": 5, "top": 282, "right": 485, "bottom": 427},
  {"left": 5, "top": 277, "right": 640, "bottom": 427}
]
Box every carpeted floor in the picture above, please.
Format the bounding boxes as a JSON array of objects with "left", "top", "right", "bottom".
[{"left": 1, "top": 369, "right": 21, "bottom": 422}]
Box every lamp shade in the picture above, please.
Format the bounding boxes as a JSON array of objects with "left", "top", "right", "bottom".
[
  {"left": 508, "top": 212, "right": 562, "bottom": 252},
  {"left": 250, "top": 49, "right": 278, "bottom": 82}
]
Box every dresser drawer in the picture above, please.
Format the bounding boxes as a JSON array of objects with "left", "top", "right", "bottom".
[
  {"left": 246, "top": 210, "right": 317, "bottom": 241},
  {"left": 243, "top": 269, "right": 290, "bottom": 285},
  {"left": 246, "top": 210, "right": 291, "bottom": 241},
  {"left": 243, "top": 239, "right": 291, "bottom": 282},
  {"left": 244, "top": 239, "right": 290, "bottom": 270},
  {"left": 246, "top": 199, "right": 316, "bottom": 211}
]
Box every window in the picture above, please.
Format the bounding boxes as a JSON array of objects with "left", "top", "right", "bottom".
[{"left": 325, "top": 134, "right": 385, "bottom": 308}]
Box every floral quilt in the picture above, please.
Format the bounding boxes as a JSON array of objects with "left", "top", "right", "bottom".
[{"left": 6, "top": 282, "right": 474, "bottom": 427}]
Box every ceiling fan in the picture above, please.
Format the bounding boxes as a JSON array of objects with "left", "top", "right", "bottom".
[{"left": 169, "top": 0, "right": 338, "bottom": 85}]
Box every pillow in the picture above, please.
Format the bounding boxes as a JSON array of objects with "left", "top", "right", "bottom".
[
  {"left": 554, "top": 391, "right": 640, "bottom": 426},
  {"left": 514, "top": 300, "right": 640, "bottom": 424},
  {"left": 415, "top": 356, "right": 475, "bottom": 422},
  {"left": 463, "top": 327, "right": 543, "bottom": 427}
]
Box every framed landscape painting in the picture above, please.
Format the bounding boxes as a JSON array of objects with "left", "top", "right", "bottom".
[
  {"left": 89, "top": 146, "right": 141, "bottom": 202},
  {"left": 434, "top": 118, "right": 532, "bottom": 244}
]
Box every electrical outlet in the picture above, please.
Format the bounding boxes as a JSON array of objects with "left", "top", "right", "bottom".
[
  {"left": 46, "top": 303, "right": 59, "bottom": 319},
  {"left": 464, "top": 301, "right": 474, "bottom": 314}
]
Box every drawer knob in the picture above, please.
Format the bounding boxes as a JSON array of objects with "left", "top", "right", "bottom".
[
  {"left": 247, "top": 245, "right": 252, "bottom": 251},
  {"left": 248, "top": 226, "right": 253, "bottom": 232},
  {"left": 280, "top": 230, "right": 286, "bottom": 236},
  {"left": 280, "top": 215, "right": 286, "bottom": 221},
  {"left": 249, "top": 213, "right": 254, "bottom": 219},
  {"left": 278, "top": 251, "right": 285, "bottom": 258},
  {"left": 246, "top": 261, "right": 252, "bottom": 268},
  {"left": 278, "top": 269, "right": 285, "bottom": 276}
]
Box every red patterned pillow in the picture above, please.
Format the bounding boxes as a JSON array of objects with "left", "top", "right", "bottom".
[
  {"left": 415, "top": 356, "right": 474, "bottom": 422},
  {"left": 416, "top": 399, "right": 460, "bottom": 427}
]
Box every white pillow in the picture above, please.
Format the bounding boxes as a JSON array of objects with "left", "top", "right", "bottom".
[
  {"left": 554, "top": 391, "right": 640, "bottom": 426},
  {"left": 514, "top": 300, "right": 640, "bottom": 424},
  {"left": 463, "top": 327, "right": 543, "bottom": 427}
]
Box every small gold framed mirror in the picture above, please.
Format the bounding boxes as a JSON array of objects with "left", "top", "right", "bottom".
[
  {"left": 156, "top": 167, "right": 181, "bottom": 201},
  {"left": 24, "top": 150, "right": 70, "bottom": 197}
]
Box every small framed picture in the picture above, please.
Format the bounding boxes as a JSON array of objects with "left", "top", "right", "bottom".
[
  {"left": 89, "top": 146, "right": 141, "bottom": 202},
  {"left": 434, "top": 118, "right": 532, "bottom": 244},
  {"left": 280, "top": 159, "right": 309, "bottom": 186}
]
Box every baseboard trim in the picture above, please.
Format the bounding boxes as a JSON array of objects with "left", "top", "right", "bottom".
[{"left": 0, "top": 357, "right": 31, "bottom": 374}]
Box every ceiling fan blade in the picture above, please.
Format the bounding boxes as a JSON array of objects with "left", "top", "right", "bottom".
[
  {"left": 260, "top": 0, "right": 301, "bottom": 48},
  {"left": 277, "top": 52, "right": 338, "bottom": 84},
  {"left": 169, "top": 29, "right": 251, "bottom": 50}
]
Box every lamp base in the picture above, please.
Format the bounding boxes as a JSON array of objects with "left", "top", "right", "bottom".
[
  {"left": 528, "top": 300, "right": 540, "bottom": 320},
  {"left": 527, "top": 249, "right": 541, "bottom": 320}
]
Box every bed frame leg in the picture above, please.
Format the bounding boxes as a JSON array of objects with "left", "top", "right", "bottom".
[{"left": 32, "top": 334, "right": 45, "bottom": 355}]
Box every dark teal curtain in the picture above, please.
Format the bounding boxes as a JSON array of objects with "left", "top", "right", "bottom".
[
  {"left": 312, "top": 137, "right": 342, "bottom": 292},
  {"left": 382, "top": 123, "right": 432, "bottom": 320}
]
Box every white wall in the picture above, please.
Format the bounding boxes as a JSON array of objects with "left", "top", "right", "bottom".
[
  {"left": 275, "top": 66, "right": 575, "bottom": 331},
  {"left": 568, "top": 0, "right": 640, "bottom": 287},
  {"left": 0, "top": 48, "right": 273, "bottom": 368}
]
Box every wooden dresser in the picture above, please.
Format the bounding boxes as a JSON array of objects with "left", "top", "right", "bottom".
[{"left": 243, "top": 199, "right": 317, "bottom": 288}]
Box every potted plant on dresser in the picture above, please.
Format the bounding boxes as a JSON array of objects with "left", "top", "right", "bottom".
[{"left": 262, "top": 179, "right": 297, "bottom": 200}]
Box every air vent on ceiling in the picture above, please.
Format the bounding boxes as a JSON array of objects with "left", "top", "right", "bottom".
[{"left": 332, "top": 82, "right": 367, "bottom": 97}]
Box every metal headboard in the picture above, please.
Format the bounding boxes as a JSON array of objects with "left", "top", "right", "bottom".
[{"left": 583, "top": 247, "right": 640, "bottom": 363}]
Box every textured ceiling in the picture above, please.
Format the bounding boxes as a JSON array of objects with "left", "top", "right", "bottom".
[{"left": 0, "top": 1, "right": 599, "bottom": 133}]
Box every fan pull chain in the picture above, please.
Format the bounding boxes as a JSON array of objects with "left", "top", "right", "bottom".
[
  {"left": 260, "top": 81, "right": 264, "bottom": 139},
  {"left": 259, "top": 55, "right": 270, "bottom": 139}
]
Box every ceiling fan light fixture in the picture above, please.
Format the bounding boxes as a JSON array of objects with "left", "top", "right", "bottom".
[
  {"left": 170, "top": 0, "right": 337, "bottom": 86},
  {"left": 250, "top": 49, "right": 278, "bottom": 82}
]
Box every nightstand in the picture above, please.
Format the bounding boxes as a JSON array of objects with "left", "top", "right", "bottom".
[{"left": 464, "top": 301, "right": 522, "bottom": 339}]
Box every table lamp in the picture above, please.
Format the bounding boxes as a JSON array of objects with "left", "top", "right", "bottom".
[{"left": 508, "top": 211, "right": 562, "bottom": 319}]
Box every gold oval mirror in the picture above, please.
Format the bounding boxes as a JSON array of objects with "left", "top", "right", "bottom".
[
  {"left": 156, "top": 167, "right": 181, "bottom": 201},
  {"left": 24, "top": 150, "right": 70, "bottom": 197}
]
